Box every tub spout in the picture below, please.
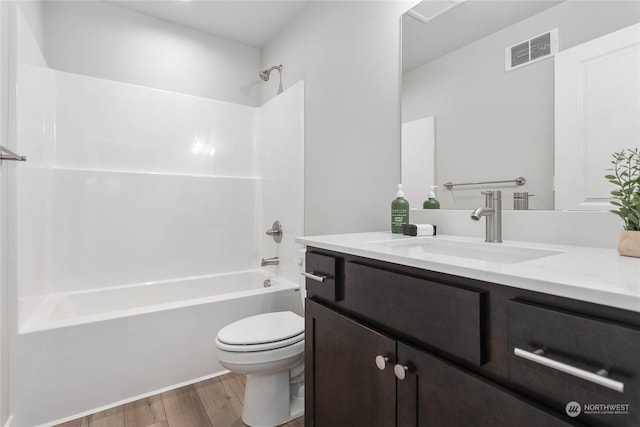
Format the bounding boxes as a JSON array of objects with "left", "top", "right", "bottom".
[{"left": 261, "top": 257, "right": 279, "bottom": 266}]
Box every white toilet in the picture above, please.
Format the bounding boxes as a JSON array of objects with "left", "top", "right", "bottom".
[{"left": 215, "top": 311, "right": 305, "bottom": 427}]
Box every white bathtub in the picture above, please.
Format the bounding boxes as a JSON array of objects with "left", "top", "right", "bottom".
[{"left": 12, "top": 270, "right": 302, "bottom": 427}]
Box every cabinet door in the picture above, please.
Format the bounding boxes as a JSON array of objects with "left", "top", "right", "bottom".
[
  {"left": 305, "top": 299, "right": 396, "bottom": 427},
  {"left": 397, "top": 342, "right": 580, "bottom": 427}
]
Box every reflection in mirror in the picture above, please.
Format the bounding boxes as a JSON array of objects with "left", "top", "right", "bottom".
[
  {"left": 401, "top": 0, "right": 640, "bottom": 210},
  {"left": 402, "top": 116, "right": 435, "bottom": 207}
]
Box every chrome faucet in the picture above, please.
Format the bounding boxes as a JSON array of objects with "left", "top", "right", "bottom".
[
  {"left": 471, "top": 190, "right": 502, "bottom": 243},
  {"left": 261, "top": 256, "right": 280, "bottom": 266}
]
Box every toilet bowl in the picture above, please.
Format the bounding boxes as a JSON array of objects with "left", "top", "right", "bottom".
[{"left": 215, "top": 311, "right": 305, "bottom": 427}]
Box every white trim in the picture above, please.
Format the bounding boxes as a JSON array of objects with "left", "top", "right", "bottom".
[{"left": 34, "top": 370, "right": 231, "bottom": 427}]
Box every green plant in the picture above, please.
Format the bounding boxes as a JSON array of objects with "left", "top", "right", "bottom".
[{"left": 605, "top": 148, "right": 640, "bottom": 231}]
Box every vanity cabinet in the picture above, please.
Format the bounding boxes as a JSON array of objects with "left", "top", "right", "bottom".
[
  {"left": 304, "top": 248, "right": 640, "bottom": 427},
  {"left": 306, "top": 299, "right": 575, "bottom": 427}
]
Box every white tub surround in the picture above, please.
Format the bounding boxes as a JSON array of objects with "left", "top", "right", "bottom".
[
  {"left": 16, "top": 67, "right": 305, "bottom": 304},
  {"left": 20, "top": 271, "right": 299, "bottom": 334},
  {"left": 9, "top": 8, "right": 305, "bottom": 426},
  {"left": 296, "top": 232, "right": 640, "bottom": 313},
  {"left": 11, "top": 74, "right": 304, "bottom": 426},
  {"left": 13, "top": 273, "right": 301, "bottom": 427}
]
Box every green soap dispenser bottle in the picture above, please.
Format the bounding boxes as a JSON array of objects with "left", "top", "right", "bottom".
[
  {"left": 391, "top": 184, "right": 410, "bottom": 234},
  {"left": 423, "top": 185, "right": 440, "bottom": 209}
]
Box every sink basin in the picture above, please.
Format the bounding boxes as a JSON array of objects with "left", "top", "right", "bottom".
[{"left": 367, "top": 237, "right": 562, "bottom": 264}]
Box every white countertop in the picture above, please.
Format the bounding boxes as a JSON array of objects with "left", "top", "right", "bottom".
[{"left": 296, "top": 232, "right": 640, "bottom": 313}]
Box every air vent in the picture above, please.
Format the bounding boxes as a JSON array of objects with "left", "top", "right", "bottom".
[{"left": 505, "top": 29, "right": 558, "bottom": 71}]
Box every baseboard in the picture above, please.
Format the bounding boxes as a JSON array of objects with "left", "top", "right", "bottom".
[{"left": 34, "top": 370, "right": 230, "bottom": 427}]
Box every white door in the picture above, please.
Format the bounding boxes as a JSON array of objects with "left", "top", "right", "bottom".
[
  {"left": 555, "top": 23, "right": 640, "bottom": 211},
  {"left": 402, "top": 116, "right": 436, "bottom": 207}
]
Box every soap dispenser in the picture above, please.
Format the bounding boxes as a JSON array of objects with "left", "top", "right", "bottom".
[
  {"left": 423, "top": 185, "right": 440, "bottom": 209},
  {"left": 391, "top": 184, "right": 410, "bottom": 234}
]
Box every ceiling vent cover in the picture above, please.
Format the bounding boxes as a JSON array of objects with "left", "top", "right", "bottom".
[{"left": 505, "top": 29, "right": 558, "bottom": 71}]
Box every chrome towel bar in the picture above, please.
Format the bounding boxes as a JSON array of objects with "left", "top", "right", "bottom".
[
  {"left": 0, "top": 145, "right": 26, "bottom": 162},
  {"left": 443, "top": 176, "right": 525, "bottom": 190}
]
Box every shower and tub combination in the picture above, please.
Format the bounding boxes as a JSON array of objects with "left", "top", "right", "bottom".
[{"left": 8, "top": 12, "right": 304, "bottom": 426}]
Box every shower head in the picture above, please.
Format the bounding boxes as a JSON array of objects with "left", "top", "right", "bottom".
[{"left": 259, "top": 65, "right": 283, "bottom": 81}]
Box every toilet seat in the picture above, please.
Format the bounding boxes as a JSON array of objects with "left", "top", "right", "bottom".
[
  {"left": 216, "top": 311, "right": 304, "bottom": 353},
  {"left": 216, "top": 332, "right": 304, "bottom": 352}
]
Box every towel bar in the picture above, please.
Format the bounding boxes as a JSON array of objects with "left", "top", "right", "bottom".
[
  {"left": 443, "top": 176, "right": 525, "bottom": 190},
  {"left": 0, "top": 145, "right": 26, "bottom": 162}
]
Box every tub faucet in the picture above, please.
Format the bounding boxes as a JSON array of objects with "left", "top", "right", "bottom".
[
  {"left": 471, "top": 190, "right": 502, "bottom": 243},
  {"left": 261, "top": 257, "right": 280, "bottom": 266}
]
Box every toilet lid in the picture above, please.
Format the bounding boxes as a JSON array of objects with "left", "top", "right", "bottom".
[{"left": 217, "top": 311, "right": 304, "bottom": 346}]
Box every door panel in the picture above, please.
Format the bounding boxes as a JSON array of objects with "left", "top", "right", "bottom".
[
  {"left": 305, "top": 299, "right": 396, "bottom": 427},
  {"left": 555, "top": 23, "right": 640, "bottom": 210},
  {"left": 397, "top": 342, "right": 580, "bottom": 427}
]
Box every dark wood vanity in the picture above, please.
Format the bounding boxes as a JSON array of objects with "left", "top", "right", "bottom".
[{"left": 303, "top": 247, "right": 640, "bottom": 427}]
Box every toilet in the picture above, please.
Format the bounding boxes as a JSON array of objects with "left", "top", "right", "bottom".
[{"left": 215, "top": 311, "right": 305, "bottom": 427}]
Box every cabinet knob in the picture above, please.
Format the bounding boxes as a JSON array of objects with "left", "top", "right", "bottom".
[
  {"left": 375, "top": 355, "right": 389, "bottom": 370},
  {"left": 394, "top": 364, "right": 409, "bottom": 380}
]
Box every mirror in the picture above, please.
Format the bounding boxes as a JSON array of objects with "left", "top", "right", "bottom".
[{"left": 401, "top": 0, "right": 640, "bottom": 210}]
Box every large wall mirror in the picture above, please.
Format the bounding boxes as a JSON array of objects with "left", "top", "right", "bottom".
[{"left": 401, "top": 0, "right": 640, "bottom": 210}]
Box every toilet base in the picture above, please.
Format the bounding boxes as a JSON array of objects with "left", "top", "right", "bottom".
[{"left": 242, "top": 370, "right": 304, "bottom": 427}]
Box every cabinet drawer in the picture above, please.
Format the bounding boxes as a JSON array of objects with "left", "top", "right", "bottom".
[
  {"left": 305, "top": 252, "right": 341, "bottom": 302},
  {"left": 344, "top": 262, "right": 486, "bottom": 365},
  {"left": 508, "top": 300, "right": 640, "bottom": 427}
]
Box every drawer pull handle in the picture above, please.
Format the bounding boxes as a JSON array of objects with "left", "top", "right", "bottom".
[
  {"left": 375, "top": 355, "right": 389, "bottom": 370},
  {"left": 394, "top": 364, "right": 409, "bottom": 380},
  {"left": 514, "top": 348, "right": 624, "bottom": 393},
  {"left": 301, "top": 272, "right": 328, "bottom": 282}
]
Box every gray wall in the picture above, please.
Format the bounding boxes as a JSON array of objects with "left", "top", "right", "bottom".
[
  {"left": 42, "top": 1, "right": 261, "bottom": 106},
  {"left": 402, "top": 1, "right": 640, "bottom": 210},
  {"left": 260, "top": 1, "right": 414, "bottom": 235}
]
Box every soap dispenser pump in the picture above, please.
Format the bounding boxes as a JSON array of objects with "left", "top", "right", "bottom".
[
  {"left": 391, "top": 184, "right": 410, "bottom": 234},
  {"left": 423, "top": 185, "right": 440, "bottom": 209}
]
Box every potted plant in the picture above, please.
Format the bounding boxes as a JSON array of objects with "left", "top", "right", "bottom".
[{"left": 605, "top": 148, "right": 640, "bottom": 257}]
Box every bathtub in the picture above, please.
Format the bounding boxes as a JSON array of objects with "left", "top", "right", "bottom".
[{"left": 12, "top": 270, "right": 302, "bottom": 427}]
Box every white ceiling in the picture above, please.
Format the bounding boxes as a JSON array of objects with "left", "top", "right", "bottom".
[
  {"left": 402, "top": 0, "right": 563, "bottom": 72},
  {"left": 108, "top": 0, "right": 308, "bottom": 48}
]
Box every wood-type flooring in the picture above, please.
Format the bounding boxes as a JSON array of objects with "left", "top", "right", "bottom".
[{"left": 54, "top": 372, "right": 304, "bottom": 427}]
